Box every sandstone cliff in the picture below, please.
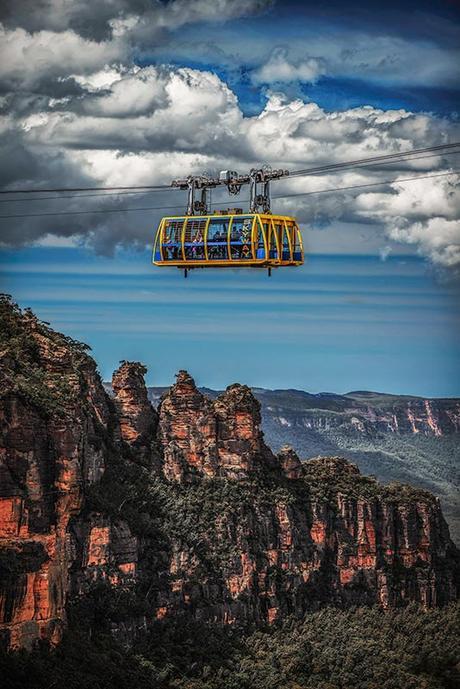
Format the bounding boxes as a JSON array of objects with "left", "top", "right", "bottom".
[{"left": 0, "top": 297, "right": 458, "bottom": 650}]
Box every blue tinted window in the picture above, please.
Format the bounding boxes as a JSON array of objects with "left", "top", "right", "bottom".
[
  {"left": 184, "top": 218, "right": 206, "bottom": 260},
  {"left": 268, "top": 222, "right": 278, "bottom": 259},
  {"left": 282, "top": 223, "right": 291, "bottom": 260},
  {"left": 230, "top": 217, "right": 253, "bottom": 260},
  {"left": 162, "top": 219, "right": 184, "bottom": 260},
  {"left": 207, "top": 218, "right": 229, "bottom": 260}
]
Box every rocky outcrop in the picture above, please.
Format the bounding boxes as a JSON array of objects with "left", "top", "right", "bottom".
[
  {"left": 0, "top": 301, "right": 111, "bottom": 649},
  {"left": 158, "top": 373, "right": 276, "bottom": 481},
  {"left": 0, "top": 298, "right": 458, "bottom": 651},
  {"left": 213, "top": 383, "right": 276, "bottom": 478},
  {"left": 304, "top": 457, "right": 457, "bottom": 608},
  {"left": 112, "top": 361, "right": 158, "bottom": 465},
  {"left": 159, "top": 370, "right": 219, "bottom": 481},
  {"left": 277, "top": 445, "right": 303, "bottom": 479}
]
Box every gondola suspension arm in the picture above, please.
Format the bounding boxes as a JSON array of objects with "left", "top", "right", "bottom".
[{"left": 171, "top": 167, "right": 289, "bottom": 215}]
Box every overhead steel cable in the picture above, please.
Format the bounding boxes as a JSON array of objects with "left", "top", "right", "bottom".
[
  {"left": 1, "top": 149, "right": 460, "bottom": 204},
  {"left": 271, "top": 169, "right": 459, "bottom": 200},
  {"left": 0, "top": 141, "right": 459, "bottom": 197},
  {"left": 0, "top": 183, "right": 172, "bottom": 195},
  {"left": 0, "top": 169, "right": 457, "bottom": 220},
  {"left": 287, "top": 142, "right": 460, "bottom": 178},
  {"left": 0, "top": 188, "right": 183, "bottom": 204}
]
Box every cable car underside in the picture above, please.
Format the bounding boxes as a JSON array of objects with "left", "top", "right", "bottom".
[{"left": 152, "top": 167, "right": 304, "bottom": 276}]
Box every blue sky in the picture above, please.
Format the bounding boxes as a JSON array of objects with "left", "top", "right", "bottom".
[
  {"left": 1, "top": 247, "right": 459, "bottom": 396},
  {"left": 144, "top": 0, "right": 460, "bottom": 116},
  {"left": 0, "top": 0, "right": 459, "bottom": 396}
]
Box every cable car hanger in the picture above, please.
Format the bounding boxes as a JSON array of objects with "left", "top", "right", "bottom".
[
  {"left": 153, "top": 166, "right": 303, "bottom": 277},
  {"left": 171, "top": 165, "right": 289, "bottom": 216}
]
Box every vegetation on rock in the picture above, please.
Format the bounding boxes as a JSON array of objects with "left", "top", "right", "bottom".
[{"left": 2, "top": 602, "right": 459, "bottom": 689}]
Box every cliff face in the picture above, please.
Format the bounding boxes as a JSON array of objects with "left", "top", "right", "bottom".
[
  {"left": 0, "top": 301, "right": 111, "bottom": 648},
  {"left": 259, "top": 391, "right": 460, "bottom": 438},
  {"left": 0, "top": 298, "right": 458, "bottom": 650}
]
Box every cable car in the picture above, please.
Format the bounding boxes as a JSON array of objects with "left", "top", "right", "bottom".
[
  {"left": 152, "top": 167, "right": 304, "bottom": 276},
  {"left": 153, "top": 211, "right": 303, "bottom": 274}
]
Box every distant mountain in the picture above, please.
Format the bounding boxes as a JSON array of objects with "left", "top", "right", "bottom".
[{"left": 141, "top": 386, "right": 460, "bottom": 543}]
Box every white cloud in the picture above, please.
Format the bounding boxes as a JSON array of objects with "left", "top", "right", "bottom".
[
  {"left": 18, "top": 66, "right": 242, "bottom": 155},
  {"left": 33, "top": 233, "right": 84, "bottom": 248},
  {"left": 354, "top": 174, "right": 460, "bottom": 265},
  {"left": 0, "top": 25, "right": 126, "bottom": 89},
  {"left": 0, "top": 2, "right": 459, "bottom": 270},
  {"left": 80, "top": 67, "right": 170, "bottom": 117},
  {"left": 0, "top": 1, "right": 272, "bottom": 90},
  {"left": 252, "top": 49, "right": 326, "bottom": 84},
  {"left": 72, "top": 68, "right": 125, "bottom": 92},
  {"left": 355, "top": 174, "right": 460, "bottom": 222},
  {"left": 387, "top": 218, "right": 460, "bottom": 267}
]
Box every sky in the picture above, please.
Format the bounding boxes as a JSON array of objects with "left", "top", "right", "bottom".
[
  {"left": 0, "top": 0, "right": 459, "bottom": 396},
  {"left": 2, "top": 248, "right": 459, "bottom": 397}
]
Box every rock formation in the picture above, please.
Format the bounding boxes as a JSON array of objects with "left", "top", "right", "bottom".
[
  {"left": 0, "top": 300, "right": 111, "bottom": 648},
  {"left": 0, "top": 297, "right": 458, "bottom": 650},
  {"left": 277, "top": 445, "right": 303, "bottom": 479},
  {"left": 112, "top": 361, "right": 159, "bottom": 466}
]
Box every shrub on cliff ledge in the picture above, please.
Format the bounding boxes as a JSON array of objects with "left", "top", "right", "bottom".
[{"left": 0, "top": 294, "right": 90, "bottom": 416}]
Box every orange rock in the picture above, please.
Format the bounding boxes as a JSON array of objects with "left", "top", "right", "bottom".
[
  {"left": 267, "top": 607, "right": 279, "bottom": 624},
  {"left": 0, "top": 497, "right": 23, "bottom": 537},
  {"left": 85, "top": 526, "right": 111, "bottom": 567},
  {"left": 310, "top": 520, "right": 327, "bottom": 545}
]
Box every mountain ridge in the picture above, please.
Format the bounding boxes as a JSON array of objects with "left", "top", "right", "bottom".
[
  {"left": 0, "top": 296, "right": 458, "bottom": 655},
  {"left": 115, "top": 384, "right": 459, "bottom": 543}
]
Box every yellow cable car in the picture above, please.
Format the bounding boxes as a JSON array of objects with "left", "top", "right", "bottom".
[
  {"left": 152, "top": 167, "right": 304, "bottom": 276},
  {"left": 152, "top": 211, "right": 304, "bottom": 275}
]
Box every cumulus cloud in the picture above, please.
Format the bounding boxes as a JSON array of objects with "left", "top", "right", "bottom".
[
  {"left": 0, "top": 0, "right": 273, "bottom": 41},
  {"left": 0, "top": 25, "right": 126, "bottom": 92},
  {"left": 15, "top": 67, "right": 242, "bottom": 156},
  {"left": 388, "top": 218, "right": 460, "bottom": 267},
  {"left": 0, "top": 1, "right": 459, "bottom": 270},
  {"left": 355, "top": 175, "right": 460, "bottom": 267},
  {"left": 252, "top": 49, "right": 326, "bottom": 84},
  {"left": 0, "top": 0, "right": 273, "bottom": 91}
]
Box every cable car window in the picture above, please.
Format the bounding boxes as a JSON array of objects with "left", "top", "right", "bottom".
[
  {"left": 293, "top": 224, "right": 302, "bottom": 261},
  {"left": 184, "top": 218, "right": 206, "bottom": 260},
  {"left": 268, "top": 223, "right": 278, "bottom": 259},
  {"left": 162, "top": 219, "right": 184, "bottom": 261},
  {"left": 282, "top": 224, "right": 291, "bottom": 260},
  {"left": 230, "top": 217, "right": 253, "bottom": 260},
  {"left": 256, "top": 218, "right": 265, "bottom": 259},
  {"left": 207, "top": 218, "right": 229, "bottom": 259}
]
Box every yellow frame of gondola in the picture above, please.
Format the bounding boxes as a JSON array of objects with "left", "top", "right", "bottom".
[{"left": 152, "top": 213, "right": 303, "bottom": 268}]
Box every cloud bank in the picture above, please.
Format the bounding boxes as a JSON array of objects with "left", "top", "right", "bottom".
[{"left": 0, "top": 0, "right": 459, "bottom": 270}]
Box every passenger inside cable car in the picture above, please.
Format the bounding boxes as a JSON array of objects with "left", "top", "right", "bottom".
[{"left": 208, "top": 219, "right": 228, "bottom": 259}]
